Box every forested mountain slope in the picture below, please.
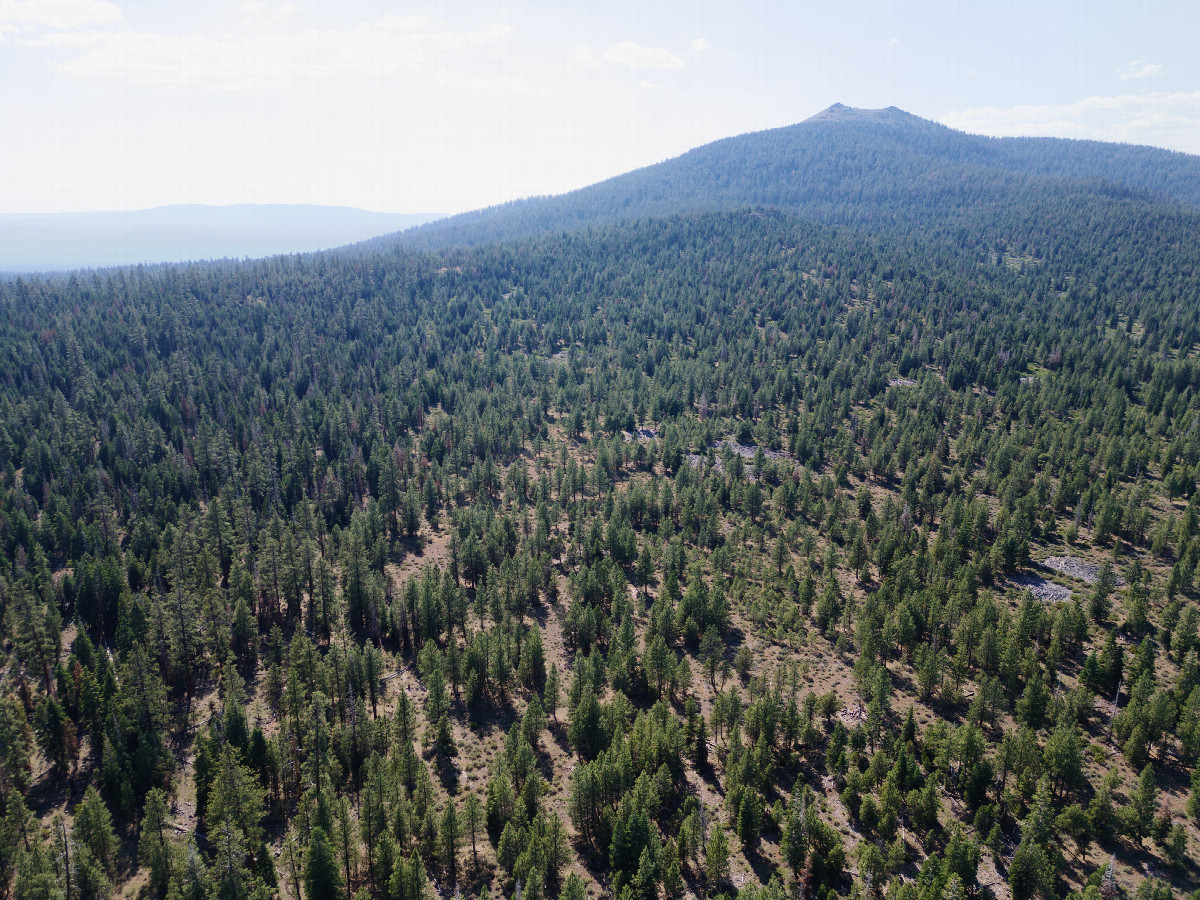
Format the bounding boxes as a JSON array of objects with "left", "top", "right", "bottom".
[
  {"left": 380, "top": 105, "right": 1200, "bottom": 250},
  {"left": 3, "top": 188, "right": 1200, "bottom": 900}
]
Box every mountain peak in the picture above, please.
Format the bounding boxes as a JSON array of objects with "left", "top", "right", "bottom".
[
  {"left": 391, "top": 105, "right": 1200, "bottom": 251},
  {"left": 804, "top": 103, "right": 922, "bottom": 125}
]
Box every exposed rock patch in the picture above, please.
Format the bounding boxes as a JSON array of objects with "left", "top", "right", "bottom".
[
  {"left": 1042, "top": 556, "right": 1124, "bottom": 586},
  {"left": 712, "top": 438, "right": 790, "bottom": 460},
  {"left": 621, "top": 428, "right": 659, "bottom": 443},
  {"left": 1012, "top": 574, "right": 1073, "bottom": 603}
]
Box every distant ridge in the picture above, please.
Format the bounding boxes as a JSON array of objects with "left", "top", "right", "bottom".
[
  {"left": 376, "top": 104, "right": 1200, "bottom": 251},
  {"left": 0, "top": 204, "right": 442, "bottom": 272}
]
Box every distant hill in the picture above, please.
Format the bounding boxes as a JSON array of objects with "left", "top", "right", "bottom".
[
  {"left": 380, "top": 104, "right": 1200, "bottom": 250},
  {"left": 0, "top": 205, "right": 442, "bottom": 272}
]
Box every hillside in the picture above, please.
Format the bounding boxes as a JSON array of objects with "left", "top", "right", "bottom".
[
  {"left": 379, "top": 105, "right": 1200, "bottom": 250},
  {"left": 2, "top": 128, "right": 1200, "bottom": 900},
  {"left": 0, "top": 205, "right": 442, "bottom": 273}
]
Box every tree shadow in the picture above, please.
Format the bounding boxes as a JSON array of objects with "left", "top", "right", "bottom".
[
  {"left": 434, "top": 754, "right": 460, "bottom": 794},
  {"left": 743, "top": 844, "right": 778, "bottom": 885},
  {"left": 465, "top": 695, "right": 520, "bottom": 741},
  {"left": 26, "top": 767, "right": 76, "bottom": 817},
  {"left": 695, "top": 756, "right": 722, "bottom": 790},
  {"left": 547, "top": 718, "right": 571, "bottom": 752}
]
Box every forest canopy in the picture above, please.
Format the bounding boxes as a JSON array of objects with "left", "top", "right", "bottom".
[{"left": 3, "top": 122, "right": 1200, "bottom": 900}]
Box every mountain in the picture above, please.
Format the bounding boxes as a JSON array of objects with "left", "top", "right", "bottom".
[
  {"left": 5, "top": 107, "right": 1200, "bottom": 900},
  {"left": 0, "top": 204, "right": 442, "bottom": 272},
  {"left": 382, "top": 104, "right": 1200, "bottom": 249}
]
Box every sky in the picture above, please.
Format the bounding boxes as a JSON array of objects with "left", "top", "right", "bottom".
[{"left": 2, "top": 0, "right": 1198, "bottom": 215}]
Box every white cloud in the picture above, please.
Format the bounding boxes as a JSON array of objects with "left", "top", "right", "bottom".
[
  {"left": 941, "top": 92, "right": 1200, "bottom": 155},
  {"left": 57, "top": 17, "right": 513, "bottom": 89},
  {"left": 0, "top": 0, "right": 120, "bottom": 34},
  {"left": 1117, "top": 60, "right": 1162, "bottom": 81},
  {"left": 691, "top": 37, "right": 709, "bottom": 52},
  {"left": 602, "top": 40, "right": 684, "bottom": 70}
]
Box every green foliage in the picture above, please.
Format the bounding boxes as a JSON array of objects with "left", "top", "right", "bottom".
[
  {"left": 305, "top": 827, "right": 343, "bottom": 900},
  {"left": 138, "top": 789, "right": 173, "bottom": 898},
  {"left": 1009, "top": 839, "right": 1056, "bottom": 900},
  {"left": 73, "top": 788, "right": 118, "bottom": 876},
  {"left": 4, "top": 135, "right": 1200, "bottom": 900},
  {"left": 704, "top": 827, "right": 730, "bottom": 889}
]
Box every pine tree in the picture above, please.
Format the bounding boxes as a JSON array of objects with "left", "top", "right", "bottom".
[
  {"left": 334, "top": 796, "right": 357, "bottom": 900},
  {"left": 1127, "top": 765, "right": 1158, "bottom": 840},
  {"left": 568, "top": 689, "right": 602, "bottom": 760},
  {"left": 9, "top": 584, "right": 61, "bottom": 697},
  {"left": 440, "top": 803, "right": 460, "bottom": 884},
  {"left": 1164, "top": 823, "right": 1187, "bottom": 869},
  {"left": 73, "top": 788, "right": 118, "bottom": 876},
  {"left": 1043, "top": 721, "right": 1084, "bottom": 798},
  {"left": 32, "top": 697, "right": 77, "bottom": 786},
  {"left": 178, "top": 838, "right": 215, "bottom": 900},
  {"left": 305, "top": 827, "right": 343, "bottom": 900},
  {"left": 211, "top": 818, "right": 253, "bottom": 900},
  {"left": 166, "top": 540, "right": 200, "bottom": 704},
  {"left": 463, "top": 793, "right": 484, "bottom": 870},
  {"left": 207, "top": 746, "right": 266, "bottom": 844},
  {"left": 139, "top": 788, "right": 173, "bottom": 898},
  {"left": 781, "top": 796, "right": 807, "bottom": 876},
  {"left": 737, "top": 792, "right": 762, "bottom": 852},
  {"left": 544, "top": 665, "right": 560, "bottom": 723},
  {"left": 1089, "top": 562, "right": 1117, "bottom": 623},
  {"left": 704, "top": 827, "right": 730, "bottom": 889},
  {"left": 1009, "top": 839, "right": 1054, "bottom": 900},
  {"left": 13, "top": 839, "right": 64, "bottom": 900},
  {"left": 0, "top": 697, "right": 32, "bottom": 796},
  {"left": 700, "top": 627, "right": 723, "bottom": 689}
]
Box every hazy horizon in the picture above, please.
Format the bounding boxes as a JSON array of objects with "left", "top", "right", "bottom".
[
  {"left": 0, "top": 204, "right": 443, "bottom": 272},
  {"left": 0, "top": 203, "right": 440, "bottom": 217}
]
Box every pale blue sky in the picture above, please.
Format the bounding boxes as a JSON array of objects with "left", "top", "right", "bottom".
[{"left": 2, "top": 0, "right": 1198, "bottom": 213}]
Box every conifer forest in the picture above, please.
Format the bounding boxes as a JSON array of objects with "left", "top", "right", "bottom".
[{"left": 3, "top": 109, "right": 1200, "bottom": 900}]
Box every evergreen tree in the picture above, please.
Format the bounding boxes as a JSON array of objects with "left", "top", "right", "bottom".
[
  {"left": 139, "top": 789, "right": 173, "bottom": 898},
  {"left": 305, "top": 828, "right": 343, "bottom": 900},
  {"left": 704, "top": 828, "right": 730, "bottom": 889},
  {"left": 72, "top": 788, "right": 118, "bottom": 876}
]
